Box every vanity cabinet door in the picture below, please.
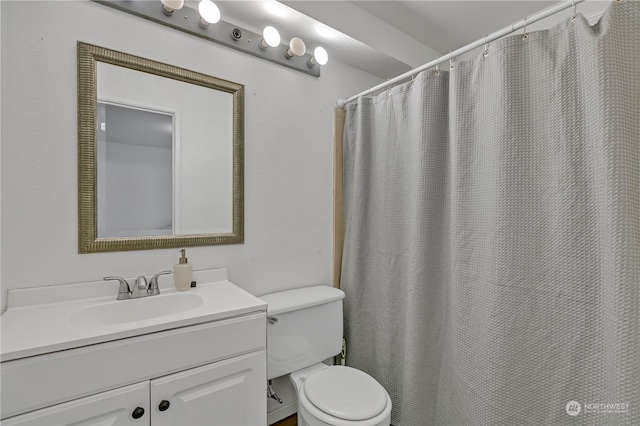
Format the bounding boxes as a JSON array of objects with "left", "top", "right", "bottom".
[
  {"left": 150, "top": 351, "right": 266, "bottom": 426},
  {"left": 1, "top": 382, "right": 150, "bottom": 426}
]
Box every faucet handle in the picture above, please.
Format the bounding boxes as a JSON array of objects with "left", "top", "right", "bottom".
[
  {"left": 149, "top": 270, "right": 171, "bottom": 296},
  {"left": 104, "top": 276, "right": 131, "bottom": 300}
]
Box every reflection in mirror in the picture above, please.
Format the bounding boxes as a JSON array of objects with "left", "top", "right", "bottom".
[
  {"left": 97, "top": 102, "right": 174, "bottom": 237},
  {"left": 78, "top": 42, "right": 244, "bottom": 253}
]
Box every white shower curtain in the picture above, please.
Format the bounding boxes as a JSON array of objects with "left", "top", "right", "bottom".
[{"left": 341, "top": 3, "right": 639, "bottom": 425}]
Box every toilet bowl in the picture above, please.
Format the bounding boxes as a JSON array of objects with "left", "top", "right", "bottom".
[
  {"left": 260, "top": 286, "right": 391, "bottom": 426},
  {"left": 290, "top": 364, "right": 392, "bottom": 426}
]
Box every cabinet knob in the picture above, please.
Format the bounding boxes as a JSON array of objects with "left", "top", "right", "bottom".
[
  {"left": 158, "top": 400, "right": 171, "bottom": 411},
  {"left": 131, "top": 407, "right": 145, "bottom": 419}
]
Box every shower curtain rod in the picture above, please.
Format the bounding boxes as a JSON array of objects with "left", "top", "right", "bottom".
[{"left": 337, "top": 0, "right": 586, "bottom": 108}]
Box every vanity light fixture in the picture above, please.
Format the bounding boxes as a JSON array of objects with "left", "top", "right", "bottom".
[
  {"left": 160, "top": 0, "right": 184, "bottom": 16},
  {"left": 261, "top": 26, "right": 281, "bottom": 49},
  {"left": 309, "top": 46, "right": 328, "bottom": 66},
  {"left": 198, "top": 0, "right": 220, "bottom": 27},
  {"left": 92, "top": 1, "right": 322, "bottom": 77},
  {"left": 285, "top": 37, "right": 306, "bottom": 59}
]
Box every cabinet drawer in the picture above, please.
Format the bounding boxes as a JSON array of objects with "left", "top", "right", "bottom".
[{"left": 1, "top": 312, "right": 265, "bottom": 419}]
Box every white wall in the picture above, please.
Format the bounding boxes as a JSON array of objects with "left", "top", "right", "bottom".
[
  {"left": 103, "top": 141, "right": 173, "bottom": 236},
  {"left": 0, "top": 0, "right": 382, "bottom": 310}
]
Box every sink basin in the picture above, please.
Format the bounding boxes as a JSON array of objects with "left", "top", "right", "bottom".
[
  {"left": 71, "top": 293, "right": 204, "bottom": 327},
  {"left": 1, "top": 269, "right": 268, "bottom": 363}
]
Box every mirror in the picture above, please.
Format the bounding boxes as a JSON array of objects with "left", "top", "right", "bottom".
[{"left": 78, "top": 42, "right": 244, "bottom": 253}]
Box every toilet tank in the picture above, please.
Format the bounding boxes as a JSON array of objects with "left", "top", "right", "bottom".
[{"left": 260, "top": 286, "right": 345, "bottom": 380}]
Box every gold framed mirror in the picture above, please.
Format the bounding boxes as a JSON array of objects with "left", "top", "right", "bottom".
[{"left": 78, "top": 41, "right": 244, "bottom": 253}]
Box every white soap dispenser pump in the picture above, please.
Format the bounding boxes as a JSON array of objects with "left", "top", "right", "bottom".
[{"left": 174, "top": 249, "right": 193, "bottom": 291}]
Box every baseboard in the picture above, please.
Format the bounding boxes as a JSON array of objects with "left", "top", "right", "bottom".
[{"left": 267, "top": 401, "right": 297, "bottom": 425}]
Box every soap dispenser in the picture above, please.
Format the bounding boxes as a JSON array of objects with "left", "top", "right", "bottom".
[{"left": 174, "top": 249, "right": 193, "bottom": 291}]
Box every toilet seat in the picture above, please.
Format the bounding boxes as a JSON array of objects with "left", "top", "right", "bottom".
[
  {"left": 297, "top": 380, "right": 392, "bottom": 426},
  {"left": 304, "top": 366, "right": 388, "bottom": 421}
]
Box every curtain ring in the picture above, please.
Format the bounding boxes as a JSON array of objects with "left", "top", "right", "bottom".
[
  {"left": 435, "top": 63, "right": 440, "bottom": 76},
  {"left": 522, "top": 17, "right": 529, "bottom": 40},
  {"left": 449, "top": 52, "right": 455, "bottom": 71},
  {"left": 483, "top": 35, "right": 489, "bottom": 58},
  {"left": 571, "top": 0, "right": 577, "bottom": 22}
]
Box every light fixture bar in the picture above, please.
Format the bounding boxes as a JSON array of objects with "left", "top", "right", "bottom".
[{"left": 93, "top": 0, "right": 321, "bottom": 77}]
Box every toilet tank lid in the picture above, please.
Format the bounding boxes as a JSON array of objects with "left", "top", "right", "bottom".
[{"left": 260, "top": 286, "right": 345, "bottom": 315}]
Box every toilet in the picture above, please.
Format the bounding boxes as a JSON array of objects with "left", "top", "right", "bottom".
[{"left": 261, "top": 286, "right": 392, "bottom": 426}]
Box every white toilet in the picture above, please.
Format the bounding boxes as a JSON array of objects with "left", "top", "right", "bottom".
[{"left": 261, "top": 286, "right": 392, "bottom": 426}]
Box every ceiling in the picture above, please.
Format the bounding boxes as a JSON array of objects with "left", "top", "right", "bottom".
[{"left": 189, "top": 0, "right": 612, "bottom": 79}]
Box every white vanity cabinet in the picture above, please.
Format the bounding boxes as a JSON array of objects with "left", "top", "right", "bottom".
[
  {"left": 1, "top": 272, "right": 267, "bottom": 426},
  {"left": 3, "top": 350, "right": 265, "bottom": 426}
]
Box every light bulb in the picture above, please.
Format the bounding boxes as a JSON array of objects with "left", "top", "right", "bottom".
[
  {"left": 261, "top": 26, "right": 281, "bottom": 48},
  {"left": 309, "top": 46, "right": 328, "bottom": 66},
  {"left": 161, "top": 0, "right": 184, "bottom": 15},
  {"left": 198, "top": 0, "right": 220, "bottom": 27},
  {"left": 285, "top": 37, "right": 306, "bottom": 58}
]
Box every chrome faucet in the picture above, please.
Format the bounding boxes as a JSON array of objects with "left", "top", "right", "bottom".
[{"left": 104, "top": 271, "right": 171, "bottom": 300}]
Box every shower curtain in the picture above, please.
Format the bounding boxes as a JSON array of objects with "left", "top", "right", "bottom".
[{"left": 341, "top": 3, "right": 639, "bottom": 426}]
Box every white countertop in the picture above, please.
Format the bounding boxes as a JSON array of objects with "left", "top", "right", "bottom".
[{"left": 0, "top": 269, "right": 266, "bottom": 362}]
